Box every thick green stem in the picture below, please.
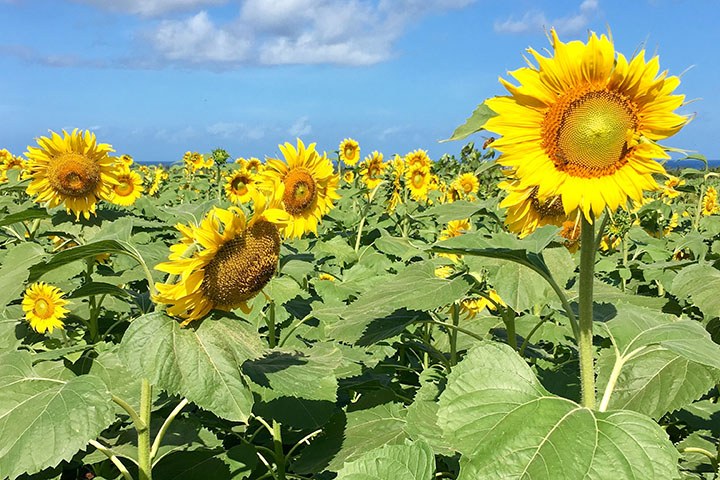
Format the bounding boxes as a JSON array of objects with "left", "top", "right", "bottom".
[
  {"left": 449, "top": 303, "right": 460, "bottom": 366},
  {"left": 578, "top": 217, "right": 597, "bottom": 409},
  {"left": 272, "top": 421, "right": 286, "bottom": 480},
  {"left": 265, "top": 300, "right": 277, "bottom": 348},
  {"left": 502, "top": 308, "right": 517, "bottom": 351},
  {"left": 693, "top": 184, "right": 707, "bottom": 231},
  {"left": 137, "top": 378, "right": 153, "bottom": 480}
]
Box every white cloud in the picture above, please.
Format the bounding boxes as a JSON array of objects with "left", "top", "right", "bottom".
[
  {"left": 494, "top": 0, "right": 599, "bottom": 35},
  {"left": 145, "top": 0, "right": 476, "bottom": 66},
  {"left": 288, "top": 116, "right": 312, "bottom": 137},
  {"left": 72, "top": 0, "right": 228, "bottom": 17},
  {"left": 152, "top": 11, "right": 251, "bottom": 63},
  {"left": 207, "top": 122, "right": 265, "bottom": 140}
]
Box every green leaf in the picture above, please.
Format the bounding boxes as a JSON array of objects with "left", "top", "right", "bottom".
[
  {"left": 28, "top": 239, "right": 136, "bottom": 282},
  {"left": 417, "top": 200, "right": 487, "bottom": 224},
  {"left": 326, "top": 261, "right": 472, "bottom": 344},
  {"left": 442, "top": 102, "right": 496, "bottom": 143},
  {"left": 0, "top": 351, "right": 116, "bottom": 480},
  {"left": 437, "top": 342, "right": 679, "bottom": 479},
  {"left": 0, "top": 207, "right": 50, "bottom": 227},
  {"left": 404, "top": 368, "right": 454, "bottom": 455},
  {"left": 335, "top": 440, "right": 435, "bottom": 480},
  {"left": 119, "top": 312, "right": 264, "bottom": 422},
  {"left": 0, "top": 242, "right": 47, "bottom": 309},
  {"left": 596, "top": 304, "right": 720, "bottom": 418},
  {"left": 671, "top": 264, "right": 720, "bottom": 319},
  {"left": 67, "top": 281, "right": 130, "bottom": 299},
  {"left": 153, "top": 444, "right": 257, "bottom": 480}
]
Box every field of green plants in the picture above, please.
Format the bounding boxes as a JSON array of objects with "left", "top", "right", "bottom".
[{"left": 2, "top": 29, "right": 720, "bottom": 480}]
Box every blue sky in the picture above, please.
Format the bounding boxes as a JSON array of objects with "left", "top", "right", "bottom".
[{"left": 1, "top": 0, "right": 718, "bottom": 164}]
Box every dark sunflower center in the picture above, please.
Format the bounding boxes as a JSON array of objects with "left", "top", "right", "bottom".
[
  {"left": 283, "top": 169, "right": 317, "bottom": 215},
  {"left": 344, "top": 147, "right": 355, "bottom": 159},
  {"left": 48, "top": 153, "right": 101, "bottom": 197},
  {"left": 544, "top": 89, "right": 637, "bottom": 178},
  {"left": 202, "top": 220, "right": 281, "bottom": 308},
  {"left": 529, "top": 187, "right": 565, "bottom": 218},
  {"left": 34, "top": 298, "right": 51, "bottom": 318},
  {"left": 231, "top": 176, "right": 249, "bottom": 195}
]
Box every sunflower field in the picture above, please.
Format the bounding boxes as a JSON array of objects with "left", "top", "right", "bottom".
[{"left": 2, "top": 30, "right": 720, "bottom": 480}]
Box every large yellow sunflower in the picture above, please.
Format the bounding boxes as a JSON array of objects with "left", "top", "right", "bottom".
[
  {"left": 109, "top": 166, "right": 144, "bottom": 206},
  {"left": 225, "top": 168, "right": 258, "bottom": 204},
  {"left": 154, "top": 193, "right": 290, "bottom": 326},
  {"left": 339, "top": 138, "right": 361, "bottom": 166},
  {"left": 484, "top": 29, "right": 687, "bottom": 222},
  {"left": 25, "top": 129, "right": 119, "bottom": 220},
  {"left": 259, "top": 139, "right": 340, "bottom": 239},
  {"left": 22, "top": 282, "right": 70, "bottom": 334},
  {"left": 405, "top": 165, "right": 432, "bottom": 202},
  {"left": 359, "top": 151, "right": 386, "bottom": 190}
]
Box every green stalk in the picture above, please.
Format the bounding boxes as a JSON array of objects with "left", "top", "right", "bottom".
[
  {"left": 137, "top": 378, "right": 153, "bottom": 480},
  {"left": 449, "top": 303, "right": 459, "bottom": 366},
  {"left": 502, "top": 308, "right": 517, "bottom": 351},
  {"left": 265, "top": 300, "right": 277, "bottom": 348},
  {"left": 85, "top": 259, "right": 99, "bottom": 342},
  {"left": 272, "top": 421, "right": 286, "bottom": 480},
  {"left": 693, "top": 184, "right": 707, "bottom": 231},
  {"left": 578, "top": 216, "right": 597, "bottom": 409}
]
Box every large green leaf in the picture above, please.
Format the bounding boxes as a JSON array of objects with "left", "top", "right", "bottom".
[
  {"left": 596, "top": 304, "right": 720, "bottom": 418},
  {"left": 326, "top": 261, "right": 472, "bottom": 344},
  {"left": 0, "top": 351, "right": 116, "bottom": 480},
  {"left": 0, "top": 206, "right": 50, "bottom": 227},
  {"left": 442, "top": 102, "right": 496, "bottom": 142},
  {"left": 119, "top": 312, "right": 264, "bottom": 422},
  {"left": 671, "top": 264, "right": 720, "bottom": 319},
  {"left": 437, "top": 342, "right": 679, "bottom": 479},
  {"left": 335, "top": 440, "right": 435, "bottom": 480},
  {"left": 404, "top": 368, "right": 453, "bottom": 455},
  {"left": 0, "top": 242, "right": 46, "bottom": 309}
]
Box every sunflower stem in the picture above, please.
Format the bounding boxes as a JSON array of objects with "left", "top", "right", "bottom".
[
  {"left": 578, "top": 216, "right": 596, "bottom": 409},
  {"left": 449, "top": 303, "right": 459, "bottom": 366},
  {"left": 502, "top": 307, "right": 517, "bottom": 351},
  {"left": 265, "top": 300, "right": 277, "bottom": 348},
  {"left": 85, "top": 259, "right": 99, "bottom": 343},
  {"left": 272, "top": 420, "right": 286, "bottom": 480},
  {"left": 693, "top": 184, "right": 707, "bottom": 231},
  {"left": 137, "top": 378, "right": 153, "bottom": 480}
]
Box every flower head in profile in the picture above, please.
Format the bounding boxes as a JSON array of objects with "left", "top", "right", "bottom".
[
  {"left": 25, "top": 129, "right": 119, "bottom": 220},
  {"left": 339, "top": 138, "right": 360, "bottom": 166},
  {"left": 259, "top": 139, "right": 340, "bottom": 239},
  {"left": 500, "top": 177, "right": 575, "bottom": 238},
  {"left": 154, "top": 193, "right": 291, "bottom": 326},
  {"left": 22, "top": 282, "right": 70, "bottom": 334},
  {"left": 484, "top": 29, "right": 687, "bottom": 222}
]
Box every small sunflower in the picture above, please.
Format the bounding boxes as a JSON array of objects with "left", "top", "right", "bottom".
[
  {"left": 438, "top": 219, "right": 472, "bottom": 262},
  {"left": 22, "top": 282, "right": 70, "bottom": 334},
  {"left": 225, "top": 168, "right": 258, "bottom": 204},
  {"left": 109, "top": 166, "right": 144, "bottom": 206},
  {"left": 662, "top": 175, "right": 685, "bottom": 199},
  {"left": 453, "top": 173, "right": 480, "bottom": 199},
  {"left": 404, "top": 149, "right": 431, "bottom": 171},
  {"left": 484, "top": 29, "right": 687, "bottom": 222},
  {"left": 318, "top": 273, "right": 336, "bottom": 281},
  {"left": 405, "top": 165, "right": 432, "bottom": 202},
  {"left": 183, "top": 152, "right": 205, "bottom": 173},
  {"left": 500, "top": 180, "right": 574, "bottom": 238},
  {"left": 259, "top": 139, "right": 340, "bottom": 239},
  {"left": 359, "top": 151, "right": 386, "bottom": 190},
  {"left": 25, "top": 129, "right": 118, "bottom": 220},
  {"left": 702, "top": 186, "right": 720, "bottom": 216},
  {"left": 154, "top": 194, "right": 291, "bottom": 326},
  {"left": 343, "top": 170, "right": 355, "bottom": 183},
  {"left": 339, "top": 138, "right": 361, "bottom": 166},
  {"left": 459, "top": 290, "right": 505, "bottom": 319},
  {"left": 245, "top": 157, "right": 263, "bottom": 174},
  {"left": 118, "top": 154, "right": 134, "bottom": 167}
]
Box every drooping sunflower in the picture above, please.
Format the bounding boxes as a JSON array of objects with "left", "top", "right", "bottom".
[
  {"left": 484, "top": 29, "right": 688, "bottom": 222},
  {"left": 500, "top": 179, "right": 574, "bottom": 238},
  {"left": 702, "top": 186, "right": 720, "bottom": 216},
  {"left": 453, "top": 172, "right": 480, "bottom": 199},
  {"left": 154, "top": 194, "right": 290, "bottom": 326},
  {"left": 109, "top": 166, "right": 144, "bottom": 206},
  {"left": 25, "top": 129, "right": 119, "bottom": 220},
  {"left": 459, "top": 290, "right": 505, "bottom": 319},
  {"left": 225, "top": 168, "right": 258, "bottom": 204},
  {"left": 22, "top": 282, "right": 70, "bottom": 334},
  {"left": 339, "top": 138, "right": 361, "bottom": 166},
  {"left": 405, "top": 165, "right": 432, "bottom": 202},
  {"left": 662, "top": 175, "right": 685, "bottom": 199},
  {"left": 359, "top": 151, "right": 386, "bottom": 190},
  {"left": 259, "top": 139, "right": 339, "bottom": 239}
]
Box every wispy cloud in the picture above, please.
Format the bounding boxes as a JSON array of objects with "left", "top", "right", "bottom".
[
  {"left": 71, "top": 0, "right": 228, "bottom": 17},
  {"left": 494, "top": 0, "right": 599, "bottom": 35},
  {"left": 288, "top": 116, "right": 312, "bottom": 137},
  {"left": 207, "top": 122, "right": 265, "bottom": 140}
]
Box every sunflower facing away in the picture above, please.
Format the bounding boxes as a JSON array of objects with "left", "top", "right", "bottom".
[
  {"left": 260, "top": 139, "right": 340, "bottom": 239},
  {"left": 500, "top": 178, "right": 574, "bottom": 238},
  {"left": 154, "top": 194, "right": 290, "bottom": 326},
  {"left": 339, "top": 138, "right": 361, "bottom": 166},
  {"left": 109, "top": 166, "right": 144, "bottom": 206},
  {"left": 22, "top": 282, "right": 70, "bottom": 334},
  {"left": 25, "top": 129, "right": 119, "bottom": 220},
  {"left": 225, "top": 168, "right": 258, "bottom": 204},
  {"left": 484, "top": 29, "right": 688, "bottom": 222}
]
